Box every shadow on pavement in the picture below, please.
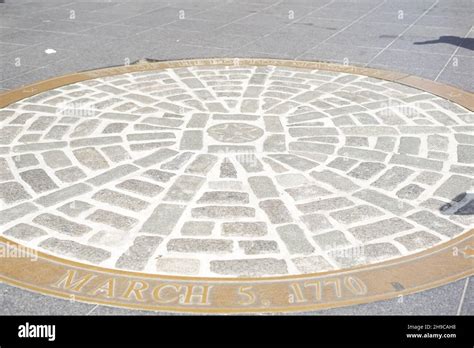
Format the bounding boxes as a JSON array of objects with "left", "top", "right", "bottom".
[
  {"left": 440, "top": 192, "right": 474, "bottom": 215},
  {"left": 414, "top": 36, "right": 474, "bottom": 51}
]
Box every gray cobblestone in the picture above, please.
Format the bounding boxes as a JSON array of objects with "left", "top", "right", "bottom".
[
  {"left": 167, "top": 238, "right": 233, "bottom": 253},
  {"left": 133, "top": 148, "right": 178, "bottom": 167},
  {"left": 310, "top": 170, "right": 359, "bottom": 192},
  {"left": 210, "top": 258, "right": 288, "bottom": 276},
  {"left": 160, "top": 153, "right": 193, "bottom": 172},
  {"left": 263, "top": 116, "right": 284, "bottom": 132},
  {"left": 455, "top": 133, "right": 474, "bottom": 145},
  {"left": 301, "top": 213, "right": 333, "bottom": 233},
  {"left": 276, "top": 224, "right": 315, "bottom": 254},
  {"left": 338, "top": 146, "right": 387, "bottom": 162},
  {"left": 192, "top": 205, "right": 255, "bottom": 219},
  {"left": 236, "top": 154, "right": 264, "bottom": 173},
  {"left": 57, "top": 200, "right": 93, "bottom": 217},
  {"left": 292, "top": 255, "right": 333, "bottom": 273},
  {"left": 349, "top": 218, "right": 413, "bottom": 242},
  {"left": 395, "top": 231, "right": 441, "bottom": 251},
  {"left": 140, "top": 203, "right": 186, "bottom": 235},
  {"left": 70, "top": 136, "right": 122, "bottom": 148},
  {"left": 374, "top": 136, "right": 396, "bottom": 152},
  {"left": 155, "top": 258, "right": 200, "bottom": 275},
  {"left": 39, "top": 238, "right": 110, "bottom": 263},
  {"left": 373, "top": 166, "right": 414, "bottom": 190},
  {"left": 414, "top": 171, "right": 443, "bottom": 185},
  {"left": 87, "top": 209, "right": 137, "bottom": 231},
  {"left": 220, "top": 159, "right": 237, "bottom": 178},
  {"left": 71, "top": 119, "right": 100, "bottom": 137},
  {"left": 186, "top": 113, "right": 209, "bottom": 128},
  {"left": 399, "top": 126, "right": 449, "bottom": 134},
  {"left": 0, "top": 126, "right": 21, "bottom": 144},
  {"left": 458, "top": 145, "right": 474, "bottom": 164},
  {"left": 45, "top": 125, "right": 69, "bottom": 140},
  {"left": 399, "top": 137, "right": 420, "bottom": 155},
  {"left": 289, "top": 141, "right": 335, "bottom": 155},
  {"left": 428, "top": 135, "right": 448, "bottom": 151},
  {"left": 5, "top": 223, "right": 47, "bottom": 241},
  {"left": 269, "top": 154, "right": 319, "bottom": 171},
  {"left": 348, "top": 162, "right": 386, "bottom": 180},
  {"left": 389, "top": 153, "right": 443, "bottom": 171},
  {"left": 54, "top": 166, "right": 86, "bottom": 183},
  {"left": 239, "top": 240, "right": 279, "bottom": 255},
  {"left": 33, "top": 213, "right": 91, "bottom": 236},
  {"left": 86, "top": 164, "right": 139, "bottom": 186},
  {"left": 264, "top": 134, "right": 286, "bottom": 152},
  {"left": 92, "top": 189, "right": 149, "bottom": 212},
  {"left": 332, "top": 243, "right": 400, "bottom": 267},
  {"left": 0, "top": 158, "right": 14, "bottom": 181},
  {"left": 127, "top": 132, "right": 175, "bottom": 141},
  {"left": 341, "top": 126, "right": 398, "bottom": 136},
  {"left": 73, "top": 147, "right": 109, "bottom": 170},
  {"left": 354, "top": 189, "right": 414, "bottom": 215},
  {"left": 143, "top": 169, "right": 175, "bottom": 183},
  {"left": 296, "top": 197, "right": 354, "bottom": 214},
  {"left": 434, "top": 175, "right": 474, "bottom": 200},
  {"left": 0, "top": 181, "right": 31, "bottom": 204},
  {"left": 28, "top": 117, "right": 55, "bottom": 131},
  {"left": 13, "top": 142, "right": 67, "bottom": 153},
  {"left": 248, "top": 176, "right": 279, "bottom": 199},
  {"left": 12, "top": 154, "right": 39, "bottom": 169},
  {"left": 313, "top": 230, "right": 351, "bottom": 251},
  {"left": 179, "top": 130, "right": 203, "bottom": 150},
  {"left": 103, "top": 123, "right": 127, "bottom": 134},
  {"left": 116, "top": 179, "right": 163, "bottom": 197},
  {"left": 221, "top": 222, "right": 267, "bottom": 237},
  {"left": 0, "top": 202, "right": 38, "bottom": 225},
  {"left": 396, "top": 184, "right": 424, "bottom": 200},
  {"left": 164, "top": 175, "right": 205, "bottom": 202},
  {"left": 42, "top": 150, "right": 72, "bottom": 169},
  {"left": 259, "top": 199, "right": 292, "bottom": 224},
  {"left": 408, "top": 211, "right": 464, "bottom": 237},
  {"left": 116, "top": 236, "right": 162, "bottom": 271},
  {"left": 330, "top": 205, "right": 383, "bottom": 224},
  {"left": 185, "top": 154, "right": 218, "bottom": 175},
  {"left": 285, "top": 184, "right": 331, "bottom": 201},
  {"left": 181, "top": 221, "right": 214, "bottom": 236},
  {"left": 197, "top": 191, "right": 249, "bottom": 204},
  {"left": 289, "top": 127, "right": 338, "bottom": 137},
  {"left": 19, "top": 169, "right": 58, "bottom": 193},
  {"left": 130, "top": 141, "right": 175, "bottom": 151},
  {"left": 327, "top": 157, "right": 358, "bottom": 171},
  {"left": 101, "top": 145, "right": 130, "bottom": 163}
]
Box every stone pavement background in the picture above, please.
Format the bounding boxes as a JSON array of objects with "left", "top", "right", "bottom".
[{"left": 0, "top": 0, "right": 473, "bottom": 315}]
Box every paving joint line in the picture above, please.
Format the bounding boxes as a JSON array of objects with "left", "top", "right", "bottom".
[
  {"left": 435, "top": 26, "right": 474, "bottom": 82},
  {"left": 294, "top": 0, "right": 387, "bottom": 60},
  {"left": 364, "top": 0, "right": 440, "bottom": 67},
  {"left": 456, "top": 276, "right": 470, "bottom": 315}
]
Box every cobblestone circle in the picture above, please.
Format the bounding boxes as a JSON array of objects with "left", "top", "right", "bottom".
[{"left": 0, "top": 63, "right": 473, "bottom": 277}]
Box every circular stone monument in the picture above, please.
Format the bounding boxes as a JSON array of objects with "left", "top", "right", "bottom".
[{"left": 0, "top": 58, "right": 472, "bottom": 313}]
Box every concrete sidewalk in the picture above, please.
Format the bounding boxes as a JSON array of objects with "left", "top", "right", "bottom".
[{"left": 1, "top": 0, "right": 473, "bottom": 92}]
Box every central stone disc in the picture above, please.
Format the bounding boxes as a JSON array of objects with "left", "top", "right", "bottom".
[{"left": 207, "top": 122, "right": 264, "bottom": 143}]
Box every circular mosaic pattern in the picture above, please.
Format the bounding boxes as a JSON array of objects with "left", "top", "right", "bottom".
[
  {"left": 0, "top": 61, "right": 472, "bottom": 281},
  {"left": 207, "top": 122, "right": 264, "bottom": 143}
]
